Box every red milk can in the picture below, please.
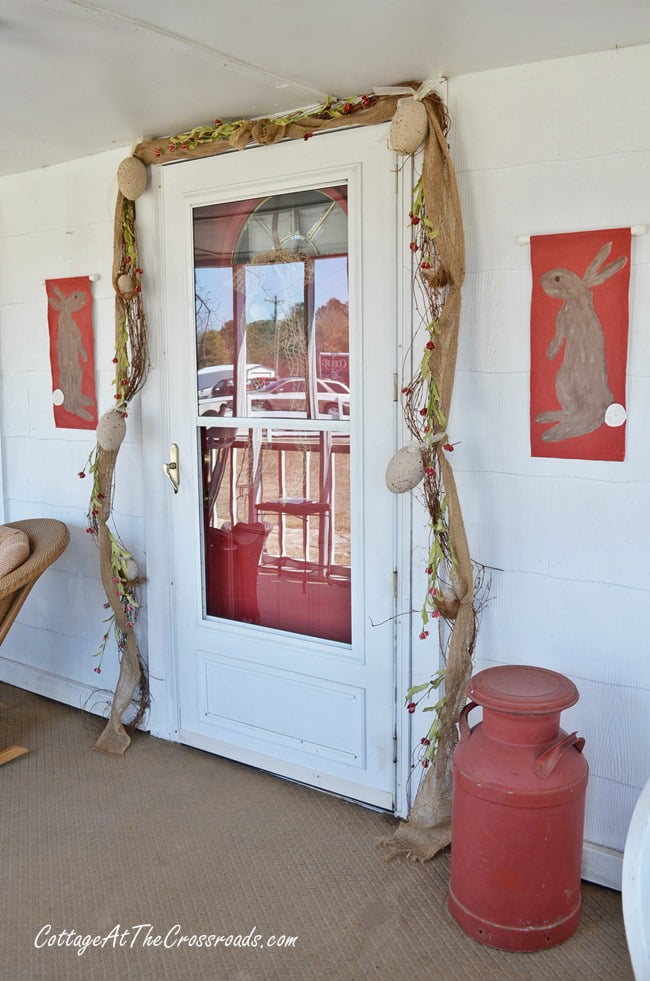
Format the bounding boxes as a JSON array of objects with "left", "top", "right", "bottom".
[{"left": 448, "top": 664, "right": 588, "bottom": 951}]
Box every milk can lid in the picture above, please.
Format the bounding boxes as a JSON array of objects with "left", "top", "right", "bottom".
[{"left": 468, "top": 664, "right": 579, "bottom": 714}]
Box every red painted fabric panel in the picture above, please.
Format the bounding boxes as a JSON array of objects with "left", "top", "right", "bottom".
[
  {"left": 45, "top": 276, "right": 98, "bottom": 430},
  {"left": 530, "top": 228, "right": 631, "bottom": 461}
]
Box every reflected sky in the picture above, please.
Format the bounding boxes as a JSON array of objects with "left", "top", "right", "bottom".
[{"left": 195, "top": 255, "right": 348, "bottom": 334}]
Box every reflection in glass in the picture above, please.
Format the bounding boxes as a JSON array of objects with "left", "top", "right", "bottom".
[
  {"left": 201, "top": 425, "right": 351, "bottom": 643},
  {"left": 194, "top": 186, "right": 352, "bottom": 642},
  {"left": 194, "top": 188, "right": 350, "bottom": 417}
]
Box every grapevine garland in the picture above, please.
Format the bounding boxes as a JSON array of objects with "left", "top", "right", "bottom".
[
  {"left": 80, "top": 447, "right": 141, "bottom": 678},
  {"left": 133, "top": 92, "right": 400, "bottom": 165},
  {"left": 86, "top": 83, "right": 481, "bottom": 847},
  {"left": 398, "top": 174, "right": 455, "bottom": 768},
  {"left": 378, "top": 90, "right": 483, "bottom": 860},
  {"left": 165, "top": 93, "right": 378, "bottom": 154},
  {"left": 80, "top": 193, "right": 151, "bottom": 754}
]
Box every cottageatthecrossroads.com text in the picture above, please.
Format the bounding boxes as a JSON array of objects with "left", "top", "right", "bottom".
[{"left": 34, "top": 923, "right": 299, "bottom": 956}]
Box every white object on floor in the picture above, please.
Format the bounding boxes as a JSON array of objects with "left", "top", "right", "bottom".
[{"left": 622, "top": 778, "right": 650, "bottom": 980}]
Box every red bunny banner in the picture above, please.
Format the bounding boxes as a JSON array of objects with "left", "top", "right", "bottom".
[
  {"left": 530, "top": 227, "right": 631, "bottom": 461},
  {"left": 45, "top": 275, "right": 98, "bottom": 430}
]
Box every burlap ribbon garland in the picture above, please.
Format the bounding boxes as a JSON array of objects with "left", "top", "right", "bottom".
[
  {"left": 100, "top": 89, "right": 475, "bottom": 863},
  {"left": 92, "top": 191, "right": 149, "bottom": 756},
  {"left": 92, "top": 446, "right": 144, "bottom": 756},
  {"left": 378, "top": 98, "right": 474, "bottom": 861},
  {"left": 133, "top": 96, "right": 401, "bottom": 165}
]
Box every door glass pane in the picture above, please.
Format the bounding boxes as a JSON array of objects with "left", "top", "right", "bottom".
[{"left": 194, "top": 186, "right": 351, "bottom": 643}]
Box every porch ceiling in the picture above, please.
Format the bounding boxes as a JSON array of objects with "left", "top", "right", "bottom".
[{"left": 1, "top": 0, "right": 650, "bottom": 177}]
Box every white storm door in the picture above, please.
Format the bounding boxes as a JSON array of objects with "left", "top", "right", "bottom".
[{"left": 159, "top": 125, "right": 398, "bottom": 808}]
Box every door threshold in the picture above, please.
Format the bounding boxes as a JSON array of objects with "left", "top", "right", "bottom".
[{"left": 180, "top": 728, "right": 395, "bottom": 813}]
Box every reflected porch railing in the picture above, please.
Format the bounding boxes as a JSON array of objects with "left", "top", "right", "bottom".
[{"left": 201, "top": 426, "right": 351, "bottom": 577}]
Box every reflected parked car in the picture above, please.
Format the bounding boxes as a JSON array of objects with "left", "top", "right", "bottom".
[
  {"left": 250, "top": 377, "right": 350, "bottom": 418},
  {"left": 198, "top": 377, "right": 234, "bottom": 417},
  {"left": 197, "top": 363, "right": 275, "bottom": 400},
  {"left": 199, "top": 375, "right": 278, "bottom": 417}
]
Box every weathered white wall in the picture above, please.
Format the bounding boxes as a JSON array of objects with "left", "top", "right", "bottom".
[
  {"left": 0, "top": 147, "right": 146, "bottom": 714},
  {"left": 444, "top": 44, "right": 650, "bottom": 883}
]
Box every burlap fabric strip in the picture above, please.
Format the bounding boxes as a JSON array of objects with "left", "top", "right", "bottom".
[
  {"left": 91, "top": 190, "right": 149, "bottom": 755},
  {"left": 378, "top": 96, "right": 475, "bottom": 860},
  {"left": 133, "top": 96, "right": 401, "bottom": 165},
  {"left": 92, "top": 446, "right": 145, "bottom": 756}
]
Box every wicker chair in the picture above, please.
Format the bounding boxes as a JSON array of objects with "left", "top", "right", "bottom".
[{"left": 0, "top": 518, "right": 70, "bottom": 765}]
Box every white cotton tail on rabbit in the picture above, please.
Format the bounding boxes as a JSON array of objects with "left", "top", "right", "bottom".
[{"left": 535, "top": 241, "right": 627, "bottom": 442}]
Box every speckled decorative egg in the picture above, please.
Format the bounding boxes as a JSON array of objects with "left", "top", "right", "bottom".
[
  {"left": 385, "top": 443, "right": 425, "bottom": 494},
  {"left": 116, "top": 273, "right": 136, "bottom": 300},
  {"left": 389, "top": 97, "right": 428, "bottom": 155},
  {"left": 117, "top": 156, "right": 148, "bottom": 201},
  {"left": 124, "top": 557, "right": 139, "bottom": 581},
  {"left": 96, "top": 408, "right": 127, "bottom": 452}
]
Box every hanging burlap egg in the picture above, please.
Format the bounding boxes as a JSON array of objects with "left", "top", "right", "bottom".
[
  {"left": 116, "top": 273, "right": 136, "bottom": 300},
  {"left": 385, "top": 444, "right": 425, "bottom": 493},
  {"left": 117, "top": 157, "right": 148, "bottom": 201},
  {"left": 96, "top": 408, "right": 127, "bottom": 452},
  {"left": 389, "top": 97, "right": 428, "bottom": 155}
]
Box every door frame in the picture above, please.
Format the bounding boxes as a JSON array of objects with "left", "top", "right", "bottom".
[{"left": 137, "top": 131, "right": 416, "bottom": 818}]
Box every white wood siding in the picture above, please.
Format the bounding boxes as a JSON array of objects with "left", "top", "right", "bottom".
[
  {"left": 0, "top": 148, "right": 146, "bottom": 709},
  {"left": 442, "top": 44, "right": 650, "bottom": 884}
]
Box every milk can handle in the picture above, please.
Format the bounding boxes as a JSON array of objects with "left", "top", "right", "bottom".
[
  {"left": 533, "top": 731, "right": 585, "bottom": 780},
  {"left": 458, "top": 701, "right": 479, "bottom": 742}
]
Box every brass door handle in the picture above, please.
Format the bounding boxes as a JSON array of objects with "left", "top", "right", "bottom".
[{"left": 163, "top": 444, "right": 180, "bottom": 493}]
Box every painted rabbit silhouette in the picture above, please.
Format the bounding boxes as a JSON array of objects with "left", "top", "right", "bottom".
[
  {"left": 536, "top": 242, "right": 627, "bottom": 442},
  {"left": 48, "top": 286, "right": 95, "bottom": 421}
]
